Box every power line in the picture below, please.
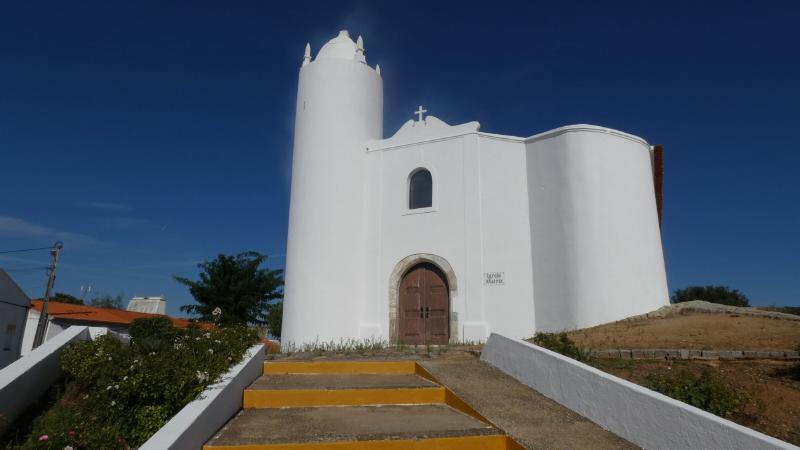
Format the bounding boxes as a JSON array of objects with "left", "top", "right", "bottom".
[
  {"left": 0, "top": 299, "right": 30, "bottom": 309},
  {"left": 3, "top": 266, "right": 49, "bottom": 272},
  {"left": 0, "top": 246, "right": 54, "bottom": 255},
  {"left": 18, "top": 283, "right": 48, "bottom": 294}
]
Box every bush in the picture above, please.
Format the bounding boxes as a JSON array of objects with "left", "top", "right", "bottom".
[
  {"left": 14, "top": 318, "right": 258, "bottom": 449},
  {"left": 531, "top": 332, "right": 591, "bottom": 362},
  {"left": 266, "top": 301, "right": 283, "bottom": 339},
  {"left": 671, "top": 286, "right": 750, "bottom": 307},
  {"left": 791, "top": 365, "right": 800, "bottom": 381},
  {"left": 129, "top": 316, "right": 179, "bottom": 353},
  {"left": 782, "top": 357, "right": 800, "bottom": 382},
  {"left": 646, "top": 370, "right": 751, "bottom": 418}
]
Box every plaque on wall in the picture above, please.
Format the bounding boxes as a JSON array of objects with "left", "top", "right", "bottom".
[{"left": 484, "top": 272, "right": 505, "bottom": 286}]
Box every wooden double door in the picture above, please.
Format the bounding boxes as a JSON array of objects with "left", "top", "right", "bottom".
[{"left": 398, "top": 263, "right": 450, "bottom": 345}]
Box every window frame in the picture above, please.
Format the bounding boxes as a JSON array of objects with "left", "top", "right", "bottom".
[{"left": 405, "top": 167, "right": 437, "bottom": 215}]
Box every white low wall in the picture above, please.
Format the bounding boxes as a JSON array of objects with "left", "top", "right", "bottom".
[
  {"left": 481, "top": 333, "right": 798, "bottom": 450},
  {"left": 139, "top": 343, "right": 265, "bottom": 450},
  {"left": 0, "top": 326, "right": 90, "bottom": 429}
]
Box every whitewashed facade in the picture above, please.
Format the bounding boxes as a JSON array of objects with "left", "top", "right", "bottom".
[
  {"left": 0, "top": 270, "right": 30, "bottom": 369},
  {"left": 281, "top": 31, "right": 669, "bottom": 345}
]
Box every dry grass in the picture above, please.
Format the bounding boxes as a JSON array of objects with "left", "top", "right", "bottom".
[
  {"left": 572, "top": 310, "right": 800, "bottom": 445},
  {"left": 592, "top": 358, "right": 800, "bottom": 445},
  {"left": 568, "top": 313, "right": 800, "bottom": 350}
]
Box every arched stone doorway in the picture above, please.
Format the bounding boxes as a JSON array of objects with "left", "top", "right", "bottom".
[
  {"left": 398, "top": 263, "right": 449, "bottom": 345},
  {"left": 389, "top": 254, "right": 458, "bottom": 344}
]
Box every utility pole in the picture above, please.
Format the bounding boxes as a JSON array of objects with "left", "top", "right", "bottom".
[{"left": 32, "top": 241, "right": 63, "bottom": 349}]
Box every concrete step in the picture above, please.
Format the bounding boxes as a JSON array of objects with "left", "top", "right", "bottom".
[
  {"left": 251, "top": 373, "right": 438, "bottom": 390},
  {"left": 205, "top": 360, "right": 525, "bottom": 449},
  {"left": 244, "top": 373, "right": 444, "bottom": 408},
  {"left": 204, "top": 404, "right": 519, "bottom": 450},
  {"left": 263, "top": 360, "right": 419, "bottom": 375}
]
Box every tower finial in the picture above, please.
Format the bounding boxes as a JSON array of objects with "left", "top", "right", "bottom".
[
  {"left": 375, "top": 64, "right": 381, "bottom": 75},
  {"left": 302, "top": 43, "right": 311, "bottom": 66},
  {"left": 355, "top": 35, "right": 366, "bottom": 63}
]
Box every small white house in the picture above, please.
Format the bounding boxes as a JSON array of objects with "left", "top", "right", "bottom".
[
  {"left": 0, "top": 270, "right": 31, "bottom": 369},
  {"left": 20, "top": 300, "right": 201, "bottom": 355},
  {"left": 281, "top": 31, "right": 669, "bottom": 346}
]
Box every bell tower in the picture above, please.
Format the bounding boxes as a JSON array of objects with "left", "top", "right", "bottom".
[{"left": 281, "top": 30, "right": 383, "bottom": 345}]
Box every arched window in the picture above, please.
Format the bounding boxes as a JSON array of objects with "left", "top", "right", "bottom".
[{"left": 409, "top": 169, "right": 433, "bottom": 209}]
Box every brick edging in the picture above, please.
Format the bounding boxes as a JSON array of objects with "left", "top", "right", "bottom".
[{"left": 589, "top": 349, "right": 799, "bottom": 361}]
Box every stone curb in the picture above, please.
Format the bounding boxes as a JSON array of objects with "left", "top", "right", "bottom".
[{"left": 589, "top": 349, "right": 800, "bottom": 361}]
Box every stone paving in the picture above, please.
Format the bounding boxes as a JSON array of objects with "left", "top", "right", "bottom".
[{"left": 420, "top": 356, "right": 637, "bottom": 450}]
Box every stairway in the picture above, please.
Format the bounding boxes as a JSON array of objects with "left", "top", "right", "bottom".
[{"left": 205, "top": 360, "right": 524, "bottom": 449}]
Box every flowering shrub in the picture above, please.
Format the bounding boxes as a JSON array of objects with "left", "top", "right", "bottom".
[{"left": 15, "top": 317, "right": 258, "bottom": 449}]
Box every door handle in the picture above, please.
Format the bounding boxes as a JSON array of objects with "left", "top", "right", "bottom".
[
  {"left": 420, "top": 309, "right": 424, "bottom": 318},
  {"left": 425, "top": 306, "right": 430, "bottom": 318}
]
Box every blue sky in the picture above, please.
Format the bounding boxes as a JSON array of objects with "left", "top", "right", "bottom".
[{"left": 1, "top": 1, "right": 798, "bottom": 315}]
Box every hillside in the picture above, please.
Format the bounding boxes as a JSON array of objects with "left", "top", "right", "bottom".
[
  {"left": 564, "top": 301, "right": 800, "bottom": 445},
  {"left": 568, "top": 301, "right": 800, "bottom": 350}
]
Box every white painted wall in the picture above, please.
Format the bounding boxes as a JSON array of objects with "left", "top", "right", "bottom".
[
  {"left": 481, "top": 333, "right": 797, "bottom": 450},
  {"left": 282, "top": 31, "right": 669, "bottom": 345},
  {"left": 526, "top": 126, "right": 669, "bottom": 331},
  {"left": 20, "top": 308, "right": 42, "bottom": 356},
  {"left": 0, "top": 326, "right": 90, "bottom": 429},
  {"left": 362, "top": 123, "right": 667, "bottom": 341},
  {"left": 140, "top": 344, "right": 264, "bottom": 450},
  {"left": 0, "top": 270, "right": 30, "bottom": 368},
  {"left": 21, "top": 309, "right": 133, "bottom": 355},
  {"left": 20, "top": 310, "right": 67, "bottom": 355},
  {"left": 372, "top": 137, "right": 469, "bottom": 341},
  {"left": 364, "top": 126, "right": 536, "bottom": 342},
  {"left": 475, "top": 136, "right": 536, "bottom": 338},
  {"left": 0, "top": 303, "right": 27, "bottom": 369},
  {"left": 281, "top": 30, "right": 383, "bottom": 345}
]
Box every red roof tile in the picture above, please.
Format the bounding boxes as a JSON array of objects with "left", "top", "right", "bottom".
[{"left": 31, "top": 300, "right": 210, "bottom": 329}]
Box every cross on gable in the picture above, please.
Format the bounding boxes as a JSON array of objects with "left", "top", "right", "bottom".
[{"left": 415, "top": 105, "right": 428, "bottom": 123}]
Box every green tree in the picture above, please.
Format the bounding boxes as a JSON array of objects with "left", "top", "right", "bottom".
[
  {"left": 175, "top": 251, "right": 283, "bottom": 327},
  {"left": 266, "top": 301, "right": 283, "bottom": 338},
  {"left": 88, "top": 293, "right": 124, "bottom": 309},
  {"left": 53, "top": 292, "right": 83, "bottom": 304},
  {"left": 671, "top": 286, "right": 750, "bottom": 307}
]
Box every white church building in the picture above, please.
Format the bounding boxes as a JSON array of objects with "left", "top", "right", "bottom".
[{"left": 281, "top": 30, "right": 669, "bottom": 345}]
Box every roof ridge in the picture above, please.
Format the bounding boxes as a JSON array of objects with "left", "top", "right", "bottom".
[{"left": 30, "top": 300, "right": 210, "bottom": 329}]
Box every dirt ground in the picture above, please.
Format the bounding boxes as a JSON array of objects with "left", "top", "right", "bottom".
[
  {"left": 592, "top": 358, "right": 800, "bottom": 445},
  {"left": 568, "top": 313, "right": 800, "bottom": 350}
]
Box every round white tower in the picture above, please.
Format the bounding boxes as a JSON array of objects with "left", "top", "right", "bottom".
[{"left": 281, "top": 31, "right": 383, "bottom": 345}]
